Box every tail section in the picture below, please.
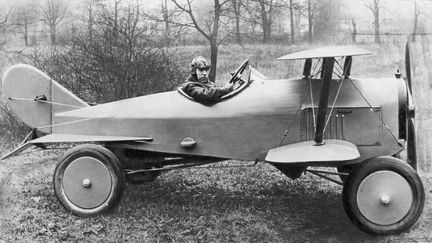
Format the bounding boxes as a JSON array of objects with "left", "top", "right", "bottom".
[{"left": 2, "top": 64, "right": 89, "bottom": 133}]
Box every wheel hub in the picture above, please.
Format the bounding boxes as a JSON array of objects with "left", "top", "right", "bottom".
[
  {"left": 63, "top": 156, "right": 112, "bottom": 209},
  {"left": 82, "top": 178, "right": 91, "bottom": 188},
  {"left": 357, "top": 171, "right": 413, "bottom": 225},
  {"left": 380, "top": 194, "right": 390, "bottom": 206}
]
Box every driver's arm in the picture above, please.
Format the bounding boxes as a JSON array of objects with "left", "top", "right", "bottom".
[{"left": 183, "top": 82, "right": 233, "bottom": 103}]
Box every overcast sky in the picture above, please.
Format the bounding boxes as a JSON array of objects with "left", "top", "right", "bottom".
[{"left": 1, "top": 0, "right": 431, "bottom": 32}]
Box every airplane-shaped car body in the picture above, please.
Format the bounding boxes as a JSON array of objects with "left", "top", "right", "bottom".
[{"left": 1, "top": 45, "right": 424, "bottom": 235}]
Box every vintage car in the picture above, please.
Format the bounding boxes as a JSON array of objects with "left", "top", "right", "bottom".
[{"left": 1, "top": 44, "right": 424, "bottom": 235}]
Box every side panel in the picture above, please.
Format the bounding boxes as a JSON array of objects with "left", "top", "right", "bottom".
[
  {"left": 51, "top": 77, "right": 402, "bottom": 161},
  {"left": 301, "top": 107, "right": 382, "bottom": 146}
]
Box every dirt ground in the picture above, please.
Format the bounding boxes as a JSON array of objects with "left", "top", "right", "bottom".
[{"left": 0, "top": 149, "right": 431, "bottom": 242}]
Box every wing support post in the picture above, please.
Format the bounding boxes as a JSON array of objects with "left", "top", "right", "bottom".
[
  {"left": 1, "top": 142, "right": 33, "bottom": 160},
  {"left": 315, "top": 57, "right": 335, "bottom": 144},
  {"left": 303, "top": 58, "right": 312, "bottom": 78},
  {"left": 1, "top": 129, "right": 42, "bottom": 160}
]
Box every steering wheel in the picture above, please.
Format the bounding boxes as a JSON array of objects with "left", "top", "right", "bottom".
[
  {"left": 220, "top": 59, "right": 251, "bottom": 100},
  {"left": 229, "top": 59, "right": 249, "bottom": 86}
]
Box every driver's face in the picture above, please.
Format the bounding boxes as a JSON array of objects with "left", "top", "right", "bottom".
[{"left": 196, "top": 68, "right": 209, "bottom": 80}]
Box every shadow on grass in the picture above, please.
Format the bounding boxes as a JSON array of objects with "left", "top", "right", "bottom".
[{"left": 115, "top": 166, "right": 381, "bottom": 242}]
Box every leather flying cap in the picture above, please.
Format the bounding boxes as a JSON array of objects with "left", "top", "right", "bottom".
[{"left": 191, "top": 56, "right": 210, "bottom": 75}]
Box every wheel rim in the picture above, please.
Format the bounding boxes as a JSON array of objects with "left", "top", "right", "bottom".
[
  {"left": 357, "top": 171, "right": 413, "bottom": 226},
  {"left": 62, "top": 156, "right": 112, "bottom": 209}
]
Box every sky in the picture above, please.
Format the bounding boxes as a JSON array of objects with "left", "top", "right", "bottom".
[{"left": 1, "top": 0, "right": 431, "bottom": 33}]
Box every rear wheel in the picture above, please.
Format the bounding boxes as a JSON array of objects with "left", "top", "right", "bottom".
[
  {"left": 342, "top": 156, "right": 424, "bottom": 235},
  {"left": 53, "top": 144, "right": 125, "bottom": 217}
]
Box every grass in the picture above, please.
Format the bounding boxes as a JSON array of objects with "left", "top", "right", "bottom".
[{"left": 1, "top": 150, "right": 432, "bottom": 242}]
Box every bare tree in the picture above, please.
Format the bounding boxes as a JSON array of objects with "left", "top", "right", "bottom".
[
  {"left": 255, "top": 0, "right": 275, "bottom": 43},
  {"left": 307, "top": 0, "right": 314, "bottom": 43},
  {"left": 258, "top": 0, "right": 272, "bottom": 43},
  {"left": 81, "top": 0, "right": 102, "bottom": 41},
  {"left": 412, "top": 0, "right": 419, "bottom": 41},
  {"left": 289, "top": 0, "right": 295, "bottom": 43},
  {"left": 0, "top": 6, "right": 13, "bottom": 51},
  {"left": 141, "top": 0, "right": 187, "bottom": 45},
  {"left": 40, "top": 0, "right": 68, "bottom": 45},
  {"left": 34, "top": 0, "right": 184, "bottom": 102},
  {"left": 161, "top": 0, "right": 170, "bottom": 39},
  {"left": 231, "top": 0, "right": 242, "bottom": 43},
  {"left": 351, "top": 18, "right": 357, "bottom": 42},
  {"left": 364, "top": 0, "right": 382, "bottom": 43},
  {"left": 0, "top": 7, "right": 11, "bottom": 30},
  {"left": 287, "top": 0, "right": 302, "bottom": 44},
  {"left": 241, "top": 0, "right": 284, "bottom": 43},
  {"left": 312, "top": 0, "right": 342, "bottom": 42},
  {"left": 171, "top": 0, "right": 231, "bottom": 82},
  {"left": 11, "top": 0, "right": 39, "bottom": 46}
]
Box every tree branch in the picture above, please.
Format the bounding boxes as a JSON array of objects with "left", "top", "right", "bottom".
[
  {"left": 171, "top": 0, "right": 211, "bottom": 40},
  {"left": 0, "top": 8, "right": 11, "bottom": 26}
]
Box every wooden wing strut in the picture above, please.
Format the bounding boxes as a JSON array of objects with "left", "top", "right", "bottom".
[{"left": 315, "top": 57, "right": 335, "bottom": 144}]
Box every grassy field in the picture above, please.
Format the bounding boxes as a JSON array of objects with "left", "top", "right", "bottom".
[
  {"left": 0, "top": 150, "right": 432, "bottom": 242},
  {"left": 0, "top": 152, "right": 432, "bottom": 242},
  {"left": 1, "top": 39, "right": 432, "bottom": 242}
]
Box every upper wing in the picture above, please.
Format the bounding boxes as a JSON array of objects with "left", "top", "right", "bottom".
[{"left": 277, "top": 45, "right": 373, "bottom": 60}]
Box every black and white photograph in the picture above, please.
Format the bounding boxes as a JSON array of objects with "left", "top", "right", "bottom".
[{"left": 0, "top": 0, "right": 431, "bottom": 242}]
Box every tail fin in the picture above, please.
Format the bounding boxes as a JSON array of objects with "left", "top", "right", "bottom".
[{"left": 2, "top": 64, "right": 89, "bottom": 133}]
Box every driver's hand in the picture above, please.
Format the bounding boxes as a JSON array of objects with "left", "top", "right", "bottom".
[
  {"left": 222, "top": 81, "right": 235, "bottom": 91},
  {"left": 233, "top": 81, "right": 242, "bottom": 90}
]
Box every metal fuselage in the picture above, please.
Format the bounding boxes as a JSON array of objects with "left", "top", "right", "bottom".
[{"left": 53, "top": 70, "right": 403, "bottom": 164}]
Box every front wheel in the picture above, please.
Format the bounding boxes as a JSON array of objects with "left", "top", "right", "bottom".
[{"left": 342, "top": 156, "right": 424, "bottom": 235}]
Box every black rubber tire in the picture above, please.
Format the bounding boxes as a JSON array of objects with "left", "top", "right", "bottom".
[
  {"left": 53, "top": 144, "right": 125, "bottom": 217},
  {"left": 91, "top": 145, "right": 126, "bottom": 204},
  {"left": 342, "top": 156, "right": 424, "bottom": 235}
]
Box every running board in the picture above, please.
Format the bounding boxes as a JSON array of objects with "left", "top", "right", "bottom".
[
  {"left": 265, "top": 139, "right": 360, "bottom": 163},
  {"left": 1, "top": 134, "right": 153, "bottom": 160}
]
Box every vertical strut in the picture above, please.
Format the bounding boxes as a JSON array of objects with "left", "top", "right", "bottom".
[
  {"left": 303, "top": 58, "right": 312, "bottom": 78},
  {"left": 315, "top": 57, "right": 335, "bottom": 144}
]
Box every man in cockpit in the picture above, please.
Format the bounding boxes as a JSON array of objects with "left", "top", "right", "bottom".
[{"left": 181, "top": 56, "right": 234, "bottom": 104}]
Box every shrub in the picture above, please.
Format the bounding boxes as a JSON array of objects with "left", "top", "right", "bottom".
[{"left": 31, "top": 6, "right": 187, "bottom": 103}]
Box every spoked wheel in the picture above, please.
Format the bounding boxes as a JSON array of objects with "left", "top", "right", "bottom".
[
  {"left": 53, "top": 144, "right": 125, "bottom": 217},
  {"left": 343, "top": 156, "right": 424, "bottom": 235}
]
